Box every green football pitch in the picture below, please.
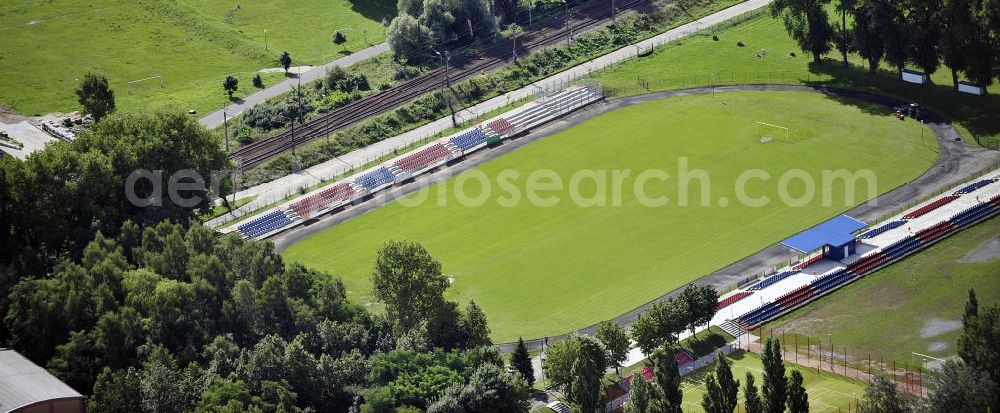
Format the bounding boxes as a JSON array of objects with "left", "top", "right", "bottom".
[
  {"left": 678, "top": 351, "right": 866, "bottom": 412},
  {"left": 282, "top": 91, "right": 938, "bottom": 342}
]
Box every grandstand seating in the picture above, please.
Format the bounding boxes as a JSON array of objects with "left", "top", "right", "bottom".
[
  {"left": 775, "top": 285, "right": 814, "bottom": 309},
  {"left": 792, "top": 253, "right": 823, "bottom": 270},
  {"left": 487, "top": 118, "right": 514, "bottom": 136},
  {"left": 749, "top": 270, "right": 796, "bottom": 290},
  {"left": 449, "top": 128, "right": 488, "bottom": 152},
  {"left": 902, "top": 195, "right": 959, "bottom": 219},
  {"left": 355, "top": 166, "right": 396, "bottom": 190},
  {"left": 289, "top": 182, "right": 355, "bottom": 219},
  {"left": 847, "top": 251, "right": 889, "bottom": 275},
  {"left": 237, "top": 210, "right": 292, "bottom": 239},
  {"left": 809, "top": 268, "right": 855, "bottom": 293},
  {"left": 915, "top": 221, "right": 956, "bottom": 243},
  {"left": 718, "top": 291, "right": 753, "bottom": 309},
  {"left": 857, "top": 220, "right": 907, "bottom": 239},
  {"left": 393, "top": 143, "right": 453, "bottom": 174},
  {"left": 738, "top": 302, "right": 782, "bottom": 327},
  {"left": 674, "top": 351, "right": 694, "bottom": 367},
  {"left": 881, "top": 235, "right": 923, "bottom": 259},
  {"left": 949, "top": 200, "right": 999, "bottom": 228},
  {"left": 954, "top": 179, "right": 997, "bottom": 195}
]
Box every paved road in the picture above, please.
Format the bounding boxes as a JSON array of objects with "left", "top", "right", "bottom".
[
  {"left": 260, "top": 84, "right": 998, "bottom": 352},
  {"left": 205, "top": 0, "right": 774, "bottom": 228},
  {"left": 198, "top": 42, "right": 390, "bottom": 129}
]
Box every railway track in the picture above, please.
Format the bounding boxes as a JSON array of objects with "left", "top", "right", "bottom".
[{"left": 231, "top": 0, "right": 652, "bottom": 169}]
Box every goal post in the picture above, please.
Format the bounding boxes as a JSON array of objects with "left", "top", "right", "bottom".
[
  {"left": 127, "top": 75, "right": 164, "bottom": 95},
  {"left": 755, "top": 121, "right": 790, "bottom": 143}
]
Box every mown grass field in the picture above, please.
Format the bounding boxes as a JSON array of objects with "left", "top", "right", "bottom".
[
  {"left": 591, "top": 11, "right": 1000, "bottom": 148},
  {"left": 676, "top": 351, "right": 866, "bottom": 412},
  {"left": 0, "top": 0, "right": 393, "bottom": 116},
  {"left": 282, "top": 91, "right": 938, "bottom": 342},
  {"left": 764, "top": 214, "right": 1000, "bottom": 365}
]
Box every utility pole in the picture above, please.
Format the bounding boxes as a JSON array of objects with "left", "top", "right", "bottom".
[
  {"left": 223, "top": 106, "right": 229, "bottom": 152},
  {"left": 563, "top": 1, "right": 572, "bottom": 43}
]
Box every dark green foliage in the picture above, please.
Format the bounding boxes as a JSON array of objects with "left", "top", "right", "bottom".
[
  {"left": 223, "top": 76, "right": 238, "bottom": 97},
  {"left": 280, "top": 51, "right": 292, "bottom": 73},
  {"left": 744, "top": 372, "right": 764, "bottom": 413},
  {"left": 509, "top": 338, "right": 534, "bottom": 386},
  {"left": 956, "top": 288, "right": 1000, "bottom": 410},
  {"left": 701, "top": 374, "right": 724, "bottom": 413},
  {"left": 925, "top": 360, "right": 996, "bottom": 412},
  {"left": 75, "top": 72, "right": 116, "bottom": 122},
  {"left": 0, "top": 111, "right": 229, "bottom": 277},
  {"left": 715, "top": 352, "right": 739, "bottom": 413},
  {"left": 568, "top": 336, "right": 607, "bottom": 413},
  {"left": 761, "top": 338, "right": 787, "bottom": 413},
  {"left": 425, "top": 364, "right": 531, "bottom": 413},
  {"left": 858, "top": 375, "right": 912, "bottom": 413},
  {"left": 771, "top": 0, "right": 836, "bottom": 63},
  {"left": 596, "top": 320, "right": 630, "bottom": 376},
  {"left": 371, "top": 240, "right": 448, "bottom": 334},
  {"left": 334, "top": 31, "right": 348, "bottom": 49},
  {"left": 252, "top": 73, "right": 263, "bottom": 88},
  {"left": 625, "top": 374, "right": 653, "bottom": 413},
  {"left": 653, "top": 347, "right": 683, "bottom": 413},
  {"left": 786, "top": 370, "right": 808, "bottom": 413},
  {"left": 633, "top": 285, "right": 718, "bottom": 355}
]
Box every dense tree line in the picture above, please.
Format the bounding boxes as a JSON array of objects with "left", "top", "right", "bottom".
[
  {"left": 2, "top": 219, "right": 513, "bottom": 411},
  {"left": 388, "top": 0, "right": 498, "bottom": 64},
  {"left": 772, "top": 0, "right": 1000, "bottom": 90},
  {"left": 630, "top": 284, "right": 719, "bottom": 354}
]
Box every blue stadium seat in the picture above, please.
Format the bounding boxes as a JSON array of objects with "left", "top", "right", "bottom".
[
  {"left": 237, "top": 211, "right": 292, "bottom": 239},
  {"left": 355, "top": 167, "right": 396, "bottom": 190}
]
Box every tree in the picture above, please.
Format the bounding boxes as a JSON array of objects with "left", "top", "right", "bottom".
[
  {"left": 387, "top": 15, "right": 434, "bottom": 64},
  {"left": 925, "top": 360, "right": 996, "bottom": 412},
  {"left": 702, "top": 374, "right": 725, "bottom": 413},
  {"left": 625, "top": 374, "right": 653, "bottom": 413},
  {"left": 333, "top": 31, "right": 348, "bottom": 50},
  {"left": 632, "top": 300, "right": 685, "bottom": 354},
  {"left": 280, "top": 52, "right": 292, "bottom": 74},
  {"left": 90, "top": 367, "right": 142, "bottom": 413},
  {"left": 940, "top": 0, "right": 974, "bottom": 88},
  {"left": 459, "top": 300, "right": 491, "bottom": 348},
  {"left": 858, "top": 374, "right": 912, "bottom": 413},
  {"left": 963, "top": 0, "right": 999, "bottom": 91},
  {"left": 596, "top": 320, "right": 630, "bottom": 376},
  {"left": 565, "top": 336, "right": 607, "bottom": 412},
  {"left": 786, "top": 370, "right": 808, "bottom": 413},
  {"left": 907, "top": 0, "right": 943, "bottom": 78},
  {"left": 715, "top": 352, "right": 739, "bottom": 413},
  {"left": 771, "top": 0, "right": 836, "bottom": 63},
  {"left": 252, "top": 74, "right": 263, "bottom": 88},
  {"left": 744, "top": 372, "right": 764, "bottom": 413},
  {"left": 224, "top": 76, "right": 239, "bottom": 98},
  {"left": 761, "top": 338, "right": 787, "bottom": 413},
  {"left": 371, "top": 240, "right": 448, "bottom": 334},
  {"left": 878, "top": 0, "right": 909, "bottom": 73},
  {"left": 427, "top": 363, "right": 530, "bottom": 413},
  {"left": 398, "top": 0, "right": 424, "bottom": 17},
  {"left": 510, "top": 338, "right": 534, "bottom": 386},
  {"left": 653, "top": 347, "right": 683, "bottom": 413},
  {"left": 75, "top": 72, "right": 116, "bottom": 122},
  {"left": 957, "top": 289, "right": 1000, "bottom": 410},
  {"left": 834, "top": 0, "right": 856, "bottom": 65},
  {"left": 545, "top": 335, "right": 606, "bottom": 409},
  {"left": 852, "top": 0, "right": 886, "bottom": 73}
]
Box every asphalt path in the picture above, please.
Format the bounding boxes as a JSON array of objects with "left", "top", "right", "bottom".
[{"left": 268, "top": 84, "right": 1000, "bottom": 351}]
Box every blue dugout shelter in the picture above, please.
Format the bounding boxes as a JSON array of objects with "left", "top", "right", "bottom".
[{"left": 782, "top": 215, "right": 867, "bottom": 260}]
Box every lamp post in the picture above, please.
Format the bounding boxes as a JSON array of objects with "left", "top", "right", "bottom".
[
  {"left": 263, "top": 29, "right": 267, "bottom": 51},
  {"left": 435, "top": 50, "right": 451, "bottom": 90}
]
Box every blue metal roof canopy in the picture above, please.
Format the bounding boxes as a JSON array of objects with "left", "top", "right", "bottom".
[{"left": 781, "top": 215, "right": 867, "bottom": 253}]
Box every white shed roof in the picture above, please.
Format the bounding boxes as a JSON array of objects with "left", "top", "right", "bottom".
[{"left": 0, "top": 349, "right": 82, "bottom": 412}]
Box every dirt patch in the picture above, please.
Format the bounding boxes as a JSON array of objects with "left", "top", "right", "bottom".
[
  {"left": 927, "top": 341, "right": 948, "bottom": 352},
  {"left": 259, "top": 66, "right": 314, "bottom": 75},
  {"left": 958, "top": 236, "right": 1000, "bottom": 263},
  {"left": 920, "top": 318, "right": 961, "bottom": 338}
]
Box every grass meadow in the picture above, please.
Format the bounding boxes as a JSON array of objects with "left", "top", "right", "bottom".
[
  {"left": 590, "top": 11, "right": 1000, "bottom": 148},
  {"left": 282, "top": 91, "right": 938, "bottom": 342},
  {"left": 0, "top": 0, "right": 394, "bottom": 116},
  {"left": 764, "top": 214, "right": 1000, "bottom": 366}
]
